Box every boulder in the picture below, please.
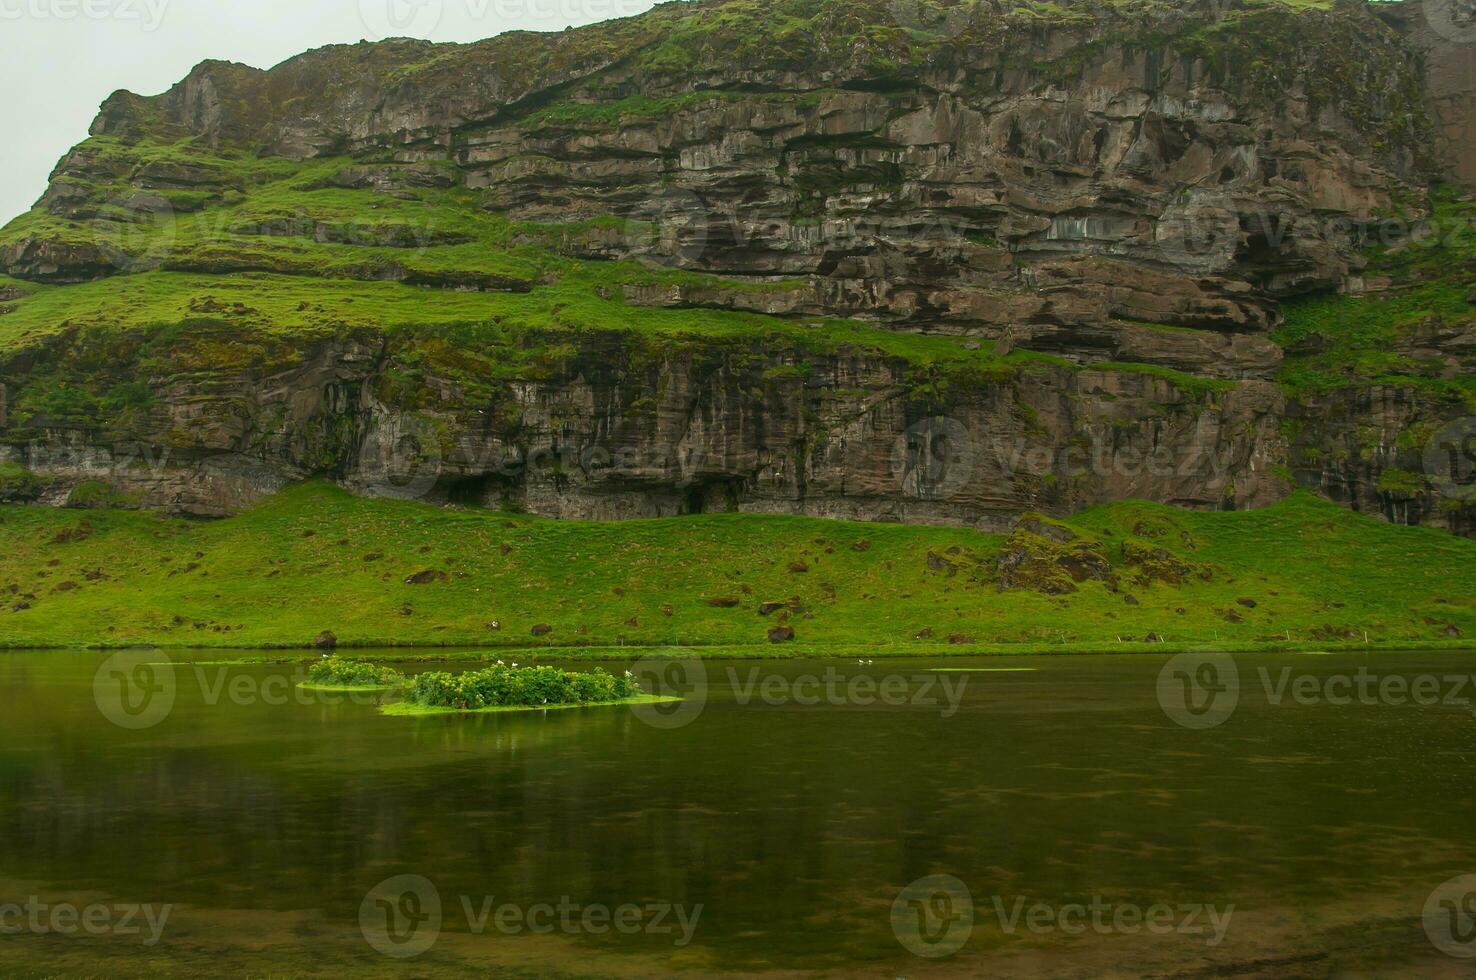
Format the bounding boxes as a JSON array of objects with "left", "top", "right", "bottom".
[
  {"left": 996, "top": 521, "right": 1115, "bottom": 595},
  {"left": 759, "top": 597, "right": 804, "bottom": 616},
  {"left": 1121, "top": 541, "right": 1211, "bottom": 587},
  {"left": 926, "top": 552, "right": 956, "bottom": 575}
]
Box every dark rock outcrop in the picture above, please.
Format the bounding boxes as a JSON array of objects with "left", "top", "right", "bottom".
[{"left": 0, "top": 327, "right": 1287, "bottom": 524}]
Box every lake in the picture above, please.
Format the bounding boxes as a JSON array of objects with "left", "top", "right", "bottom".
[{"left": 2, "top": 649, "right": 1475, "bottom": 977}]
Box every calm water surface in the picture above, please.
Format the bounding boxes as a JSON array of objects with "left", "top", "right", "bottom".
[{"left": 1, "top": 649, "right": 1475, "bottom": 977}]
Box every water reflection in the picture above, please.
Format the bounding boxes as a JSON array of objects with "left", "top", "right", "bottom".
[{"left": 0, "top": 650, "right": 1474, "bottom": 976}]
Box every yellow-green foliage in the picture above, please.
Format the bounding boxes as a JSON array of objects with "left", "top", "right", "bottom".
[{"left": 0, "top": 482, "right": 1471, "bottom": 651}]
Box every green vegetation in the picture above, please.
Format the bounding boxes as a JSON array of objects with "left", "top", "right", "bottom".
[
  {"left": 0, "top": 130, "right": 1075, "bottom": 406},
  {"left": 0, "top": 463, "right": 43, "bottom": 501},
  {"left": 394, "top": 663, "right": 643, "bottom": 715},
  {"left": 381, "top": 691, "right": 681, "bottom": 716},
  {"left": 0, "top": 481, "right": 1471, "bottom": 652},
  {"left": 1087, "top": 361, "right": 1235, "bottom": 398},
  {"left": 0, "top": 268, "right": 1030, "bottom": 367},
  {"left": 302, "top": 656, "right": 405, "bottom": 690},
  {"left": 1169, "top": 0, "right": 1421, "bottom": 152},
  {"left": 1276, "top": 188, "right": 1476, "bottom": 406}
]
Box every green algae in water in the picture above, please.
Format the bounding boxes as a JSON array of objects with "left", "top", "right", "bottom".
[{"left": 380, "top": 692, "right": 683, "bottom": 717}]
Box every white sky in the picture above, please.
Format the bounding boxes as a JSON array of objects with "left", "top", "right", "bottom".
[{"left": 0, "top": 0, "right": 663, "bottom": 225}]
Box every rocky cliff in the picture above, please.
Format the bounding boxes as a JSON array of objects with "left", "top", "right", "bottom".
[{"left": 0, "top": 0, "right": 1472, "bottom": 533}]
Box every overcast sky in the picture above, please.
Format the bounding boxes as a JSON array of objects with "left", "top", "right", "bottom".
[{"left": 0, "top": 0, "right": 663, "bottom": 224}]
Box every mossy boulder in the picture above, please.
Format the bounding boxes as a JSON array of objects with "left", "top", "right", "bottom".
[
  {"left": 996, "top": 520, "right": 1116, "bottom": 595},
  {"left": 1015, "top": 512, "right": 1077, "bottom": 544},
  {"left": 64, "top": 481, "right": 140, "bottom": 510},
  {"left": 0, "top": 463, "right": 44, "bottom": 503},
  {"left": 1120, "top": 540, "right": 1213, "bottom": 587}
]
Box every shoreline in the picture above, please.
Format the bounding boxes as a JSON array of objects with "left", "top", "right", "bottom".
[
  {"left": 2, "top": 638, "right": 1472, "bottom": 661},
  {"left": 380, "top": 693, "right": 683, "bottom": 717},
  {"left": 295, "top": 681, "right": 399, "bottom": 693}
]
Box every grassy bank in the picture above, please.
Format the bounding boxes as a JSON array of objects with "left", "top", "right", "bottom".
[{"left": 0, "top": 482, "right": 1472, "bottom": 651}]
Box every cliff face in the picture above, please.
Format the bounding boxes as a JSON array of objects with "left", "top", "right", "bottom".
[
  {"left": 1387, "top": 0, "right": 1476, "bottom": 185},
  {"left": 0, "top": 326, "right": 1286, "bottom": 522},
  {"left": 0, "top": 0, "right": 1472, "bottom": 532}
]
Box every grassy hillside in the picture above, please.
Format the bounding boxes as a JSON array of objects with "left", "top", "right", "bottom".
[
  {"left": 1275, "top": 187, "right": 1476, "bottom": 407},
  {"left": 0, "top": 482, "right": 1471, "bottom": 651}
]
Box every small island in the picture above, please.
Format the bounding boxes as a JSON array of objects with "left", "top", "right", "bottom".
[
  {"left": 297, "top": 658, "right": 677, "bottom": 715},
  {"left": 382, "top": 662, "right": 679, "bottom": 717},
  {"left": 298, "top": 657, "right": 405, "bottom": 693}
]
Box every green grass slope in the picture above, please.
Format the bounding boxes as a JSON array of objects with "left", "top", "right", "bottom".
[
  {"left": 1275, "top": 187, "right": 1476, "bottom": 406},
  {"left": 0, "top": 482, "right": 1470, "bottom": 651}
]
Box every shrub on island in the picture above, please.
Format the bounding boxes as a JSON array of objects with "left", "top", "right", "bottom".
[
  {"left": 305, "top": 657, "right": 405, "bottom": 689},
  {"left": 405, "top": 664, "right": 640, "bottom": 710}
]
